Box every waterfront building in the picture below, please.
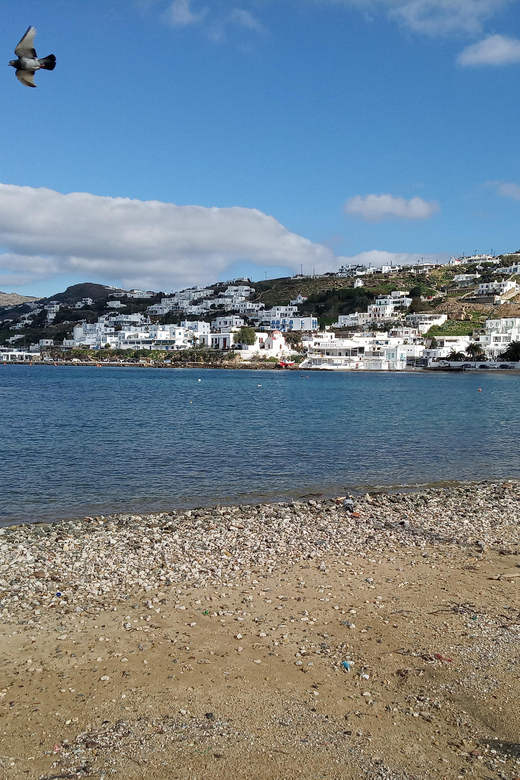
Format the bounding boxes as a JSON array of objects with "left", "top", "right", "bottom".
[
  {"left": 423, "top": 335, "right": 472, "bottom": 362},
  {"left": 300, "top": 333, "right": 408, "bottom": 370},
  {"left": 0, "top": 348, "right": 36, "bottom": 362},
  {"left": 477, "top": 318, "right": 520, "bottom": 358}
]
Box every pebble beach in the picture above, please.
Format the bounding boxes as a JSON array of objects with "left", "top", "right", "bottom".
[{"left": 1, "top": 482, "right": 520, "bottom": 779}]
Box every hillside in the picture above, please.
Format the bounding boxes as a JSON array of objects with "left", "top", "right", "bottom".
[
  {"left": 2, "top": 257, "right": 520, "bottom": 349},
  {"left": 43, "top": 282, "right": 126, "bottom": 305},
  {"left": 0, "top": 291, "right": 40, "bottom": 307}
]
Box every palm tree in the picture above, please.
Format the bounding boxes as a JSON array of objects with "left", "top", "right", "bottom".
[
  {"left": 499, "top": 340, "right": 520, "bottom": 362},
  {"left": 466, "top": 342, "right": 485, "bottom": 360},
  {"left": 446, "top": 351, "right": 466, "bottom": 361}
]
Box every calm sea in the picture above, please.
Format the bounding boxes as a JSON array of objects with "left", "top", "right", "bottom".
[{"left": 0, "top": 365, "right": 519, "bottom": 525}]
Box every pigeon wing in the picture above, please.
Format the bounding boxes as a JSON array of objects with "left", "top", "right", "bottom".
[
  {"left": 15, "top": 26, "right": 37, "bottom": 58},
  {"left": 16, "top": 69, "right": 37, "bottom": 88}
]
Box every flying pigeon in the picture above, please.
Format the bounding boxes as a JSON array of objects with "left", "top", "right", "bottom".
[{"left": 9, "top": 26, "right": 56, "bottom": 88}]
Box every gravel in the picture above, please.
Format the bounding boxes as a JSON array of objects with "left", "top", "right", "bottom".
[{"left": 1, "top": 480, "right": 519, "bottom": 623}]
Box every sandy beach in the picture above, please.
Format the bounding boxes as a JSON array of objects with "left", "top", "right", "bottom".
[{"left": 1, "top": 483, "right": 520, "bottom": 780}]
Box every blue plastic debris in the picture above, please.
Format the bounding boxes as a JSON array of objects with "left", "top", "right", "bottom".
[{"left": 341, "top": 661, "right": 351, "bottom": 672}]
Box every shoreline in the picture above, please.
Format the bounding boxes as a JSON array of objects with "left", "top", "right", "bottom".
[
  {"left": 0, "top": 477, "right": 504, "bottom": 530},
  {"left": 3, "top": 360, "right": 520, "bottom": 373},
  {"left": 2, "top": 481, "right": 520, "bottom": 778}
]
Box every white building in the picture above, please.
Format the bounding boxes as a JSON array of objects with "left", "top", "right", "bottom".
[
  {"left": 404, "top": 313, "right": 448, "bottom": 334},
  {"left": 499, "top": 261, "right": 520, "bottom": 275},
  {"left": 267, "top": 316, "right": 318, "bottom": 332},
  {"left": 126, "top": 289, "right": 154, "bottom": 299},
  {"left": 212, "top": 315, "right": 245, "bottom": 332},
  {"left": 236, "top": 301, "right": 265, "bottom": 315},
  {"left": 233, "top": 331, "right": 298, "bottom": 361},
  {"left": 300, "top": 333, "right": 408, "bottom": 370},
  {"left": 476, "top": 280, "right": 518, "bottom": 298},
  {"left": 364, "top": 291, "right": 412, "bottom": 323},
  {"left": 67, "top": 318, "right": 193, "bottom": 351},
  {"left": 45, "top": 302, "right": 60, "bottom": 322},
  {"left": 290, "top": 294, "right": 308, "bottom": 305},
  {"left": 335, "top": 313, "right": 362, "bottom": 328},
  {"left": 423, "top": 335, "right": 472, "bottom": 362},
  {"left": 107, "top": 300, "right": 127, "bottom": 309},
  {"left": 0, "top": 348, "right": 36, "bottom": 362},
  {"left": 454, "top": 274, "right": 480, "bottom": 287},
  {"left": 181, "top": 320, "right": 211, "bottom": 336},
  {"left": 477, "top": 318, "right": 520, "bottom": 358}
]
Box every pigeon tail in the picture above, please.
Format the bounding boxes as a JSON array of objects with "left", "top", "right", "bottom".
[{"left": 38, "top": 54, "right": 56, "bottom": 70}]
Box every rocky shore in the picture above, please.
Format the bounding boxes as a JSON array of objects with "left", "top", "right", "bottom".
[{"left": 1, "top": 482, "right": 520, "bottom": 779}]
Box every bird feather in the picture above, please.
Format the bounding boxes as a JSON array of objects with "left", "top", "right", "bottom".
[
  {"left": 15, "top": 26, "right": 38, "bottom": 59},
  {"left": 16, "top": 69, "right": 37, "bottom": 88}
]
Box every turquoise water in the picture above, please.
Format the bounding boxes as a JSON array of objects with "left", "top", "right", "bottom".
[{"left": 0, "top": 365, "right": 519, "bottom": 525}]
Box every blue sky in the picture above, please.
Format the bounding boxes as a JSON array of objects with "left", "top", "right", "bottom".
[{"left": 1, "top": 0, "right": 520, "bottom": 296}]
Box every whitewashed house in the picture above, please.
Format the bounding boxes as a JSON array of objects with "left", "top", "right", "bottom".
[
  {"left": 300, "top": 333, "right": 408, "bottom": 370},
  {"left": 267, "top": 316, "right": 318, "bottom": 332},
  {"left": 234, "top": 331, "right": 298, "bottom": 361},
  {"left": 364, "top": 291, "right": 412, "bottom": 323},
  {"left": 181, "top": 320, "right": 211, "bottom": 336},
  {"left": 454, "top": 273, "right": 481, "bottom": 287},
  {"left": 476, "top": 280, "right": 518, "bottom": 299},
  {"left": 423, "top": 335, "right": 472, "bottom": 361},
  {"left": 404, "top": 313, "right": 448, "bottom": 334},
  {"left": 236, "top": 301, "right": 265, "bottom": 315},
  {"left": 477, "top": 318, "right": 520, "bottom": 358},
  {"left": 334, "top": 313, "right": 362, "bottom": 328},
  {"left": 212, "top": 315, "right": 245, "bottom": 332}
]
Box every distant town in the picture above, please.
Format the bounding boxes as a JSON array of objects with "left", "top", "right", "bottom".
[{"left": 2, "top": 251, "right": 520, "bottom": 371}]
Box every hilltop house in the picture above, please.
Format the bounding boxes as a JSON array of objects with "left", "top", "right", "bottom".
[{"left": 476, "top": 280, "right": 518, "bottom": 300}]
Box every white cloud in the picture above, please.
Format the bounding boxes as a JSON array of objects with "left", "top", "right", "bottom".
[
  {"left": 489, "top": 181, "right": 520, "bottom": 199},
  {"left": 344, "top": 193, "right": 439, "bottom": 222},
  {"left": 154, "top": 0, "right": 514, "bottom": 39},
  {"left": 165, "top": 0, "right": 207, "bottom": 27},
  {"left": 340, "top": 249, "right": 451, "bottom": 266},
  {"left": 0, "top": 184, "right": 339, "bottom": 291},
  {"left": 162, "top": 1, "right": 266, "bottom": 39},
  {"left": 458, "top": 33, "right": 520, "bottom": 64},
  {"left": 229, "top": 8, "right": 265, "bottom": 32},
  {"left": 328, "top": 0, "right": 512, "bottom": 35}
]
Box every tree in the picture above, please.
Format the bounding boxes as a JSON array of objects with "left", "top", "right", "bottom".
[
  {"left": 429, "top": 336, "right": 438, "bottom": 349},
  {"left": 284, "top": 331, "right": 303, "bottom": 350},
  {"left": 498, "top": 340, "right": 520, "bottom": 362},
  {"left": 446, "top": 351, "right": 466, "bottom": 361},
  {"left": 466, "top": 342, "right": 485, "bottom": 359},
  {"left": 233, "top": 327, "right": 256, "bottom": 346}
]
